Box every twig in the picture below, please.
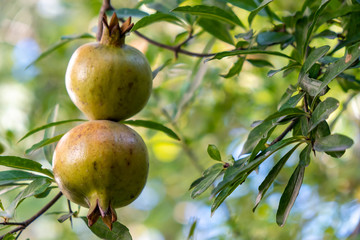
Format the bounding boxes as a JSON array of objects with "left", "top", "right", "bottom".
[
  {"left": 0, "top": 192, "right": 63, "bottom": 240},
  {"left": 269, "top": 120, "right": 298, "bottom": 146}
]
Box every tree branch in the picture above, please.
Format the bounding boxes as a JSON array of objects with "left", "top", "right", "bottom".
[
  {"left": 269, "top": 119, "right": 298, "bottom": 146},
  {"left": 0, "top": 192, "right": 63, "bottom": 239}
]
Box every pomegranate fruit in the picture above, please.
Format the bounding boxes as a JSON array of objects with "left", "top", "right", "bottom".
[
  {"left": 53, "top": 120, "right": 148, "bottom": 229},
  {"left": 65, "top": 13, "right": 152, "bottom": 121}
]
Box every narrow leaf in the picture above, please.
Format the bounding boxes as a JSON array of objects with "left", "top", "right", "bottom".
[
  {"left": 191, "top": 163, "right": 224, "bottom": 198},
  {"left": 248, "top": 0, "right": 273, "bottom": 26},
  {"left": 300, "top": 75, "right": 328, "bottom": 97},
  {"left": 122, "top": 120, "right": 180, "bottom": 140},
  {"left": 253, "top": 143, "right": 301, "bottom": 211},
  {"left": 207, "top": 145, "right": 221, "bottom": 161},
  {"left": 314, "top": 134, "right": 353, "bottom": 152},
  {"left": 58, "top": 212, "right": 75, "bottom": 223},
  {"left": 268, "top": 62, "right": 300, "bottom": 77},
  {"left": 0, "top": 156, "right": 54, "bottom": 178},
  {"left": 276, "top": 164, "right": 305, "bottom": 227},
  {"left": 279, "top": 92, "right": 305, "bottom": 111},
  {"left": 19, "top": 119, "right": 86, "bottom": 142},
  {"left": 26, "top": 33, "right": 94, "bottom": 68},
  {"left": 298, "top": 45, "right": 330, "bottom": 83},
  {"left": 0, "top": 170, "right": 50, "bottom": 186},
  {"left": 299, "top": 144, "right": 311, "bottom": 166},
  {"left": 210, "top": 49, "right": 294, "bottom": 61},
  {"left": 81, "top": 217, "right": 132, "bottom": 240},
  {"left": 172, "top": 5, "right": 244, "bottom": 27},
  {"left": 132, "top": 12, "right": 181, "bottom": 31},
  {"left": 315, "top": 42, "right": 360, "bottom": 97},
  {"left": 113, "top": 8, "right": 149, "bottom": 18},
  {"left": 0, "top": 178, "right": 52, "bottom": 218},
  {"left": 197, "top": 18, "right": 234, "bottom": 45},
  {"left": 303, "top": 0, "right": 331, "bottom": 55},
  {"left": 256, "top": 31, "right": 292, "bottom": 46},
  {"left": 309, "top": 98, "right": 339, "bottom": 131},
  {"left": 152, "top": 59, "right": 172, "bottom": 79},
  {"left": 247, "top": 59, "right": 274, "bottom": 68},
  {"left": 25, "top": 134, "right": 64, "bottom": 155},
  {"left": 221, "top": 57, "right": 244, "bottom": 78},
  {"left": 43, "top": 104, "right": 59, "bottom": 164}
]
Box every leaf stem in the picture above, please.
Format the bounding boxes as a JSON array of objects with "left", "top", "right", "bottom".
[{"left": 0, "top": 192, "right": 63, "bottom": 239}]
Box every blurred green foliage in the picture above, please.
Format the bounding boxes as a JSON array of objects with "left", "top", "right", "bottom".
[{"left": 1, "top": 0, "right": 360, "bottom": 239}]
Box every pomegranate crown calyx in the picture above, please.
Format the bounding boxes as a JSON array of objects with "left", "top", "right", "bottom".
[{"left": 100, "top": 12, "right": 134, "bottom": 47}]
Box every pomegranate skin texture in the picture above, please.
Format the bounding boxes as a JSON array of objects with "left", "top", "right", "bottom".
[
  {"left": 53, "top": 120, "right": 149, "bottom": 230},
  {"left": 65, "top": 14, "right": 152, "bottom": 121}
]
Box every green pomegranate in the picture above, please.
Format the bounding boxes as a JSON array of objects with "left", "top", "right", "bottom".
[
  {"left": 53, "top": 120, "right": 149, "bottom": 229},
  {"left": 65, "top": 13, "right": 152, "bottom": 121}
]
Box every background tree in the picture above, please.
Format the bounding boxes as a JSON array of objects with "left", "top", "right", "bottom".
[{"left": 1, "top": 0, "right": 360, "bottom": 239}]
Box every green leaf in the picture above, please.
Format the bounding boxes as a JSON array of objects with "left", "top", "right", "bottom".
[
  {"left": 248, "top": 0, "right": 273, "bottom": 26},
  {"left": 3, "top": 233, "right": 15, "bottom": 240},
  {"left": 132, "top": 12, "right": 182, "bottom": 31},
  {"left": 309, "top": 98, "right": 339, "bottom": 132},
  {"left": 220, "top": 57, "right": 245, "bottom": 78},
  {"left": 25, "top": 134, "right": 64, "bottom": 155},
  {"left": 242, "top": 120, "right": 276, "bottom": 154},
  {"left": 122, "top": 120, "right": 180, "bottom": 140},
  {"left": 300, "top": 75, "right": 328, "bottom": 97},
  {"left": 313, "top": 30, "right": 337, "bottom": 39},
  {"left": 279, "top": 92, "right": 305, "bottom": 111},
  {"left": 253, "top": 143, "right": 301, "bottom": 211},
  {"left": 220, "top": 0, "right": 257, "bottom": 11},
  {"left": 268, "top": 62, "right": 300, "bottom": 77},
  {"left": 276, "top": 163, "right": 305, "bottom": 227},
  {"left": 26, "top": 33, "right": 94, "bottom": 68},
  {"left": 18, "top": 119, "right": 86, "bottom": 142},
  {"left": 0, "top": 156, "right": 54, "bottom": 178},
  {"left": 152, "top": 59, "right": 172, "bottom": 79},
  {"left": 256, "top": 32, "right": 293, "bottom": 46},
  {"left": 81, "top": 217, "right": 132, "bottom": 240},
  {"left": 315, "top": 42, "right": 360, "bottom": 97},
  {"left": 264, "top": 108, "right": 308, "bottom": 122},
  {"left": 187, "top": 219, "right": 197, "bottom": 240},
  {"left": 172, "top": 5, "right": 244, "bottom": 28},
  {"left": 247, "top": 59, "right": 274, "bottom": 68},
  {"left": 0, "top": 170, "right": 50, "bottom": 186},
  {"left": 0, "top": 178, "right": 52, "bottom": 218},
  {"left": 314, "top": 134, "right": 353, "bottom": 152},
  {"left": 191, "top": 163, "right": 224, "bottom": 198},
  {"left": 337, "top": 73, "right": 360, "bottom": 92},
  {"left": 210, "top": 49, "right": 294, "bottom": 61},
  {"left": 303, "top": 0, "right": 331, "bottom": 56},
  {"left": 197, "top": 18, "right": 234, "bottom": 45},
  {"left": 207, "top": 145, "right": 222, "bottom": 161},
  {"left": 43, "top": 105, "right": 59, "bottom": 164},
  {"left": 0, "top": 142, "right": 4, "bottom": 154},
  {"left": 298, "top": 45, "right": 330, "bottom": 83},
  {"left": 299, "top": 144, "right": 311, "bottom": 166},
  {"left": 113, "top": 8, "right": 149, "bottom": 18}
]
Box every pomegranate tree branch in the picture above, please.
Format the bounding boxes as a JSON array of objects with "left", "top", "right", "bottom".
[{"left": 0, "top": 192, "right": 63, "bottom": 240}]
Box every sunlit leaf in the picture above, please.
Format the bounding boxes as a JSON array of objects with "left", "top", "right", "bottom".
[
  {"left": 197, "top": 18, "right": 234, "bottom": 45},
  {"left": 122, "top": 120, "right": 180, "bottom": 140},
  {"left": 18, "top": 119, "right": 86, "bottom": 142},
  {"left": 25, "top": 134, "right": 64, "bottom": 155},
  {"left": 276, "top": 164, "right": 305, "bottom": 227},
  {"left": 132, "top": 12, "right": 182, "bottom": 31},
  {"left": 248, "top": 0, "right": 273, "bottom": 26},
  {"left": 207, "top": 145, "right": 222, "bottom": 161},
  {"left": 220, "top": 57, "right": 244, "bottom": 78},
  {"left": 0, "top": 156, "right": 54, "bottom": 178},
  {"left": 210, "top": 49, "right": 294, "bottom": 61},
  {"left": 0, "top": 178, "right": 52, "bottom": 218},
  {"left": 0, "top": 170, "right": 50, "bottom": 186},
  {"left": 172, "top": 5, "right": 244, "bottom": 27},
  {"left": 26, "top": 33, "right": 94, "bottom": 68},
  {"left": 247, "top": 59, "right": 274, "bottom": 68},
  {"left": 81, "top": 217, "right": 132, "bottom": 240}
]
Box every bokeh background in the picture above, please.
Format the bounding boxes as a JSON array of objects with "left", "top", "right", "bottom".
[{"left": 1, "top": 0, "right": 360, "bottom": 239}]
